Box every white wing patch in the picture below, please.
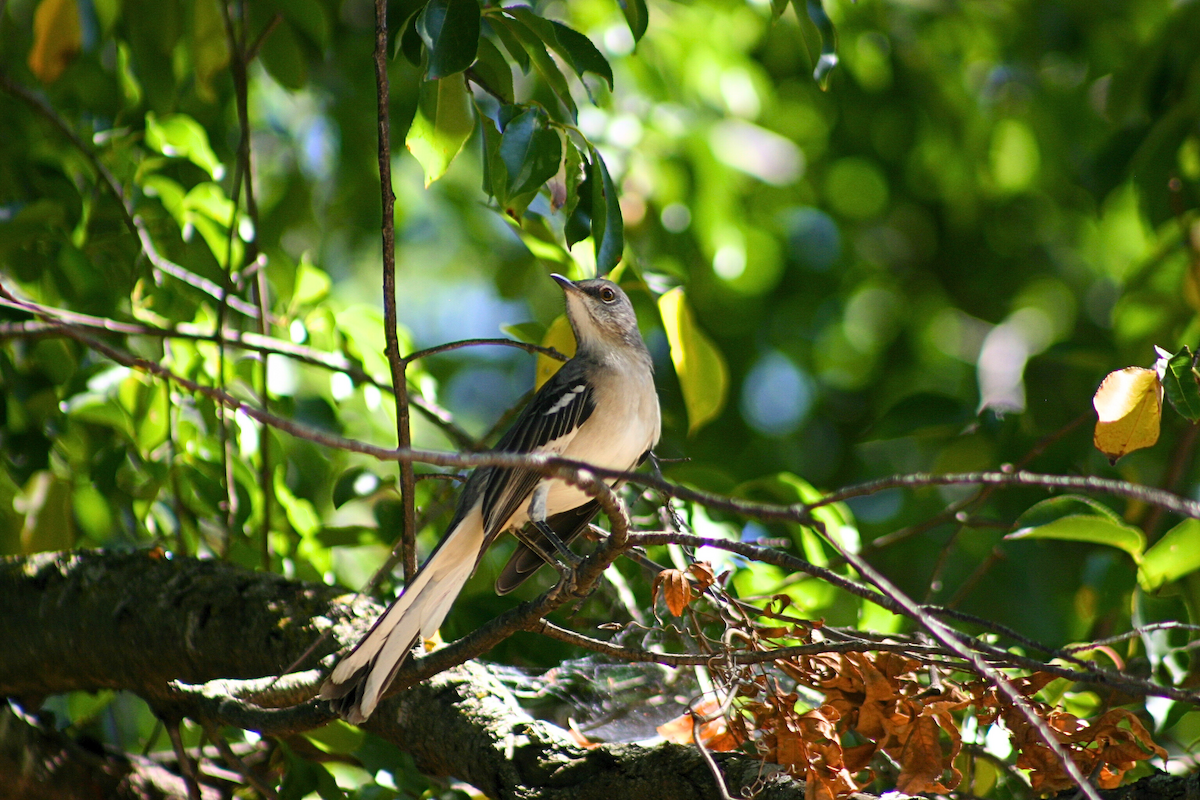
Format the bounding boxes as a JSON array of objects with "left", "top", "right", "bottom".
[{"left": 544, "top": 384, "right": 587, "bottom": 415}]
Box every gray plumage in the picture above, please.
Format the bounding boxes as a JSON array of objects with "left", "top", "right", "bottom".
[{"left": 320, "top": 274, "right": 661, "bottom": 723}]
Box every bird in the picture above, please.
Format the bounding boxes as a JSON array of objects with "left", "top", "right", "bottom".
[{"left": 320, "top": 273, "right": 661, "bottom": 723}]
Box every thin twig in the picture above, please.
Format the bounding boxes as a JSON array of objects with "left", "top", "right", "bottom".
[
  {"left": 165, "top": 721, "right": 204, "bottom": 800},
  {"left": 372, "top": 0, "right": 417, "bottom": 583},
  {"left": 202, "top": 722, "right": 280, "bottom": 800},
  {"left": 406, "top": 337, "right": 568, "bottom": 363},
  {"left": 221, "top": 0, "right": 273, "bottom": 571}
]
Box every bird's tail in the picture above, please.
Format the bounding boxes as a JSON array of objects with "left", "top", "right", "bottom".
[{"left": 319, "top": 508, "right": 486, "bottom": 723}]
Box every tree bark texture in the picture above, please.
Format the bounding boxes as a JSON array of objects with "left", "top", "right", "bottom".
[{"left": 1, "top": 550, "right": 1194, "bottom": 800}]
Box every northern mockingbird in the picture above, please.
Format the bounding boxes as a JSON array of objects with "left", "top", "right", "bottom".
[{"left": 320, "top": 273, "right": 661, "bottom": 723}]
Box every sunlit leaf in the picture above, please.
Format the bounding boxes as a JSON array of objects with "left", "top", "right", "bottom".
[
  {"left": 535, "top": 313, "right": 575, "bottom": 389},
  {"left": 1139, "top": 518, "right": 1200, "bottom": 591},
  {"left": 1092, "top": 366, "right": 1162, "bottom": 463},
  {"left": 292, "top": 255, "right": 332, "bottom": 307},
  {"left": 1157, "top": 345, "right": 1200, "bottom": 423},
  {"left": 144, "top": 113, "right": 226, "bottom": 180},
  {"left": 303, "top": 720, "right": 367, "bottom": 755},
  {"left": 16, "top": 471, "right": 75, "bottom": 553},
  {"left": 406, "top": 77, "right": 475, "bottom": 187},
  {"left": 28, "top": 0, "right": 81, "bottom": 83},
  {"left": 659, "top": 287, "right": 729, "bottom": 435},
  {"left": 417, "top": 0, "right": 481, "bottom": 79},
  {"left": 1008, "top": 495, "right": 1145, "bottom": 560},
  {"left": 275, "top": 468, "right": 321, "bottom": 537}
]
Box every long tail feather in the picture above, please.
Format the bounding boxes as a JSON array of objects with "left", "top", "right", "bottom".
[{"left": 320, "top": 509, "right": 486, "bottom": 723}]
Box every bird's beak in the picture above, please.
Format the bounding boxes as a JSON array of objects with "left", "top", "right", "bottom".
[{"left": 551, "top": 273, "right": 582, "bottom": 294}]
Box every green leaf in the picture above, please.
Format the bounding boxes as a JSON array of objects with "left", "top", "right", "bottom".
[
  {"left": 471, "top": 35, "right": 514, "bottom": 105},
  {"left": 489, "top": 20, "right": 529, "bottom": 73},
  {"left": 863, "top": 392, "right": 974, "bottom": 441},
  {"left": 336, "top": 305, "right": 395, "bottom": 379},
  {"left": 503, "top": 7, "right": 613, "bottom": 90},
  {"left": 275, "top": 0, "right": 330, "bottom": 49},
  {"left": 588, "top": 145, "right": 623, "bottom": 273},
  {"left": 16, "top": 471, "right": 76, "bottom": 553},
  {"left": 770, "top": 0, "right": 789, "bottom": 19},
  {"left": 191, "top": 0, "right": 230, "bottom": 103},
  {"left": 562, "top": 138, "right": 586, "bottom": 220},
  {"left": 494, "top": 16, "right": 576, "bottom": 120},
  {"left": 304, "top": 720, "right": 367, "bottom": 755},
  {"left": 144, "top": 112, "right": 225, "bottom": 179},
  {"left": 1158, "top": 345, "right": 1200, "bottom": 423},
  {"left": 259, "top": 18, "right": 308, "bottom": 90},
  {"left": 416, "top": 0, "right": 481, "bottom": 79},
  {"left": 405, "top": 76, "right": 475, "bottom": 187},
  {"left": 396, "top": 7, "right": 425, "bottom": 67},
  {"left": 1139, "top": 518, "right": 1200, "bottom": 591},
  {"left": 479, "top": 113, "right": 507, "bottom": 204},
  {"left": 565, "top": 174, "right": 592, "bottom": 247},
  {"left": 1008, "top": 495, "right": 1145, "bottom": 560},
  {"left": 292, "top": 254, "right": 331, "bottom": 306},
  {"left": 617, "top": 0, "right": 648, "bottom": 42},
  {"left": 67, "top": 690, "right": 116, "bottom": 725},
  {"left": 499, "top": 107, "right": 562, "bottom": 198},
  {"left": 803, "top": 0, "right": 840, "bottom": 88},
  {"left": 275, "top": 468, "right": 321, "bottom": 537},
  {"left": 659, "top": 287, "right": 729, "bottom": 435},
  {"left": 332, "top": 468, "right": 382, "bottom": 509},
  {"left": 736, "top": 473, "right": 860, "bottom": 561}
]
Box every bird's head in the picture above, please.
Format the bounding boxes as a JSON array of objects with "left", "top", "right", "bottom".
[{"left": 552, "top": 274, "right": 648, "bottom": 358}]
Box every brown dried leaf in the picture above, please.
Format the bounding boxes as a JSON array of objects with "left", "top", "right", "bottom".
[
  {"left": 652, "top": 568, "right": 693, "bottom": 616},
  {"left": 688, "top": 561, "right": 716, "bottom": 592},
  {"left": 842, "top": 742, "right": 877, "bottom": 775},
  {"left": 895, "top": 715, "right": 947, "bottom": 795}
]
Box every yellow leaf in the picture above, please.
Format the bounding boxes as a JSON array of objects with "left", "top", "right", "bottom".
[
  {"left": 28, "top": 0, "right": 82, "bottom": 84},
  {"left": 1092, "top": 366, "right": 1162, "bottom": 463},
  {"left": 659, "top": 287, "right": 728, "bottom": 435},
  {"left": 534, "top": 313, "right": 575, "bottom": 390}
]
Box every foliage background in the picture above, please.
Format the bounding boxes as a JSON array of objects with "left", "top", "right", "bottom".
[{"left": 3, "top": 0, "right": 1200, "bottom": 796}]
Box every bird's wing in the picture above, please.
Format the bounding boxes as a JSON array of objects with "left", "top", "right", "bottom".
[
  {"left": 480, "top": 359, "right": 596, "bottom": 537},
  {"left": 494, "top": 500, "right": 600, "bottom": 594}
]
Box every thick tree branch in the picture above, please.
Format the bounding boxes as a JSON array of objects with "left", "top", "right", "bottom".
[{"left": 0, "top": 550, "right": 817, "bottom": 799}]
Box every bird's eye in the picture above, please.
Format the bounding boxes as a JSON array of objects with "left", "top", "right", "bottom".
[{"left": 599, "top": 286, "right": 616, "bottom": 303}]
